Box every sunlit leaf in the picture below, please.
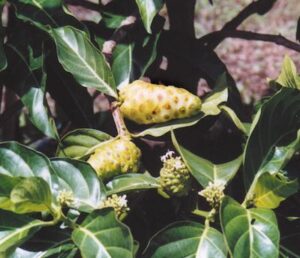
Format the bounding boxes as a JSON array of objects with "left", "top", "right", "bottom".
[
  {"left": 0, "top": 210, "right": 46, "bottom": 255},
  {"left": 220, "top": 196, "right": 280, "bottom": 258},
  {"left": 51, "top": 158, "right": 106, "bottom": 212},
  {"left": 135, "top": 0, "right": 163, "bottom": 33},
  {"left": 72, "top": 209, "right": 134, "bottom": 258},
  {"left": 253, "top": 172, "right": 298, "bottom": 209},
  {"left": 106, "top": 173, "right": 160, "bottom": 195},
  {"left": 143, "top": 221, "right": 227, "bottom": 258},
  {"left": 51, "top": 26, "right": 117, "bottom": 98}
]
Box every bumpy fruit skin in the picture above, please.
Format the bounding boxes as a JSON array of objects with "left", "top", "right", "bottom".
[
  {"left": 119, "top": 80, "right": 201, "bottom": 124},
  {"left": 87, "top": 137, "right": 141, "bottom": 181}
]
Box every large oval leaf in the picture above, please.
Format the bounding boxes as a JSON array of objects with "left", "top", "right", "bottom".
[
  {"left": 51, "top": 158, "right": 106, "bottom": 212},
  {"left": 243, "top": 88, "right": 300, "bottom": 190},
  {"left": 56, "top": 128, "right": 112, "bottom": 159},
  {"left": 0, "top": 210, "right": 46, "bottom": 256},
  {"left": 172, "top": 132, "right": 242, "bottom": 187},
  {"left": 72, "top": 208, "right": 134, "bottom": 258},
  {"left": 135, "top": 0, "right": 163, "bottom": 33},
  {"left": 10, "top": 177, "right": 52, "bottom": 214},
  {"left": 220, "top": 196, "right": 280, "bottom": 258},
  {"left": 143, "top": 221, "right": 227, "bottom": 258},
  {"left": 51, "top": 26, "right": 117, "bottom": 98},
  {"left": 105, "top": 173, "right": 160, "bottom": 195},
  {"left": 0, "top": 142, "right": 54, "bottom": 186}
]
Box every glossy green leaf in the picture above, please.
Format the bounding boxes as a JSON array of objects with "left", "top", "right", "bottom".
[
  {"left": 220, "top": 196, "right": 280, "bottom": 258},
  {"left": 243, "top": 88, "right": 300, "bottom": 190},
  {"left": 273, "top": 55, "right": 300, "bottom": 89},
  {"left": 9, "top": 244, "right": 77, "bottom": 258},
  {"left": 72, "top": 209, "right": 134, "bottom": 258},
  {"left": 135, "top": 0, "right": 163, "bottom": 33},
  {"left": 253, "top": 172, "right": 298, "bottom": 209},
  {"left": 17, "top": 0, "right": 62, "bottom": 8},
  {"left": 51, "top": 26, "right": 117, "bottom": 98},
  {"left": 112, "top": 44, "right": 132, "bottom": 88},
  {"left": 0, "top": 210, "right": 45, "bottom": 255},
  {"left": 56, "top": 128, "right": 112, "bottom": 159},
  {"left": 9, "top": 177, "right": 52, "bottom": 214},
  {"left": 106, "top": 173, "right": 160, "bottom": 195},
  {"left": 51, "top": 158, "right": 106, "bottom": 212},
  {"left": 143, "top": 221, "right": 227, "bottom": 258},
  {"left": 172, "top": 132, "right": 242, "bottom": 187},
  {"left": 133, "top": 88, "right": 228, "bottom": 137},
  {"left": 0, "top": 142, "right": 54, "bottom": 186}
]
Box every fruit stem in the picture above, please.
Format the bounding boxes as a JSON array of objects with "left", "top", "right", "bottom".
[{"left": 111, "top": 101, "right": 130, "bottom": 137}]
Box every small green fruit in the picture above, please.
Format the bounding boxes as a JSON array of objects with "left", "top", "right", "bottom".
[
  {"left": 87, "top": 137, "right": 141, "bottom": 181},
  {"left": 119, "top": 80, "right": 201, "bottom": 124}
]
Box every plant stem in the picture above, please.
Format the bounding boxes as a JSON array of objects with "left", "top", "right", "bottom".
[{"left": 111, "top": 101, "right": 130, "bottom": 137}]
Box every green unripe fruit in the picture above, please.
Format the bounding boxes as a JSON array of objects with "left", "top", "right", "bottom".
[
  {"left": 87, "top": 137, "right": 141, "bottom": 181},
  {"left": 119, "top": 80, "right": 202, "bottom": 124},
  {"left": 159, "top": 152, "right": 191, "bottom": 197}
]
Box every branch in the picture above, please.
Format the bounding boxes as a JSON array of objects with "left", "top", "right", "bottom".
[
  {"left": 202, "top": 30, "right": 300, "bottom": 53},
  {"left": 222, "top": 0, "right": 277, "bottom": 31},
  {"left": 111, "top": 101, "right": 129, "bottom": 137}
]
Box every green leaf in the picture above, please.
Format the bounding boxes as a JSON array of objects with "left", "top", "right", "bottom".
[
  {"left": 220, "top": 196, "right": 280, "bottom": 258},
  {"left": 135, "top": 0, "right": 163, "bottom": 33},
  {"left": 56, "top": 128, "right": 112, "bottom": 159},
  {"left": 172, "top": 132, "right": 242, "bottom": 187},
  {"left": 273, "top": 55, "right": 300, "bottom": 89},
  {"left": 243, "top": 88, "right": 300, "bottom": 190},
  {"left": 51, "top": 26, "right": 117, "bottom": 98},
  {"left": 9, "top": 244, "right": 77, "bottom": 258},
  {"left": 51, "top": 158, "right": 106, "bottom": 212},
  {"left": 72, "top": 209, "right": 134, "bottom": 258},
  {"left": 143, "top": 221, "right": 227, "bottom": 258},
  {"left": 0, "top": 142, "right": 54, "bottom": 186},
  {"left": 133, "top": 88, "right": 228, "bottom": 137},
  {"left": 220, "top": 105, "right": 248, "bottom": 134},
  {"left": 0, "top": 210, "right": 45, "bottom": 255},
  {"left": 253, "top": 172, "right": 299, "bottom": 209},
  {"left": 16, "top": 0, "right": 62, "bottom": 8},
  {"left": 101, "top": 12, "right": 127, "bottom": 29},
  {"left": 106, "top": 173, "right": 160, "bottom": 195},
  {"left": 0, "top": 175, "right": 23, "bottom": 212},
  {"left": 201, "top": 88, "right": 228, "bottom": 116},
  {"left": 112, "top": 44, "right": 132, "bottom": 88},
  {"left": 6, "top": 45, "right": 57, "bottom": 138},
  {"left": 10, "top": 177, "right": 52, "bottom": 214},
  {"left": 133, "top": 33, "right": 160, "bottom": 77}
]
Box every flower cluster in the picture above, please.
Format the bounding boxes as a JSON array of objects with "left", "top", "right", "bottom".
[
  {"left": 159, "top": 150, "right": 191, "bottom": 197},
  {"left": 99, "top": 194, "right": 130, "bottom": 218},
  {"left": 57, "top": 189, "right": 75, "bottom": 207},
  {"left": 198, "top": 181, "right": 225, "bottom": 208}
]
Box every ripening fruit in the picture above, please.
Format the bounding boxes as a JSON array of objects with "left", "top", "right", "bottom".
[
  {"left": 87, "top": 137, "right": 141, "bottom": 181},
  {"left": 119, "top": 80, "right": 201, "bottom": 124}
]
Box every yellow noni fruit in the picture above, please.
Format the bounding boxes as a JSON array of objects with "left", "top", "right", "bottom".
[
  {"left": 87, "top": 137, "right": 141, "bottom": 181},
  {"left": 119, "top": 80, "right": 201, "bottom": 124}
]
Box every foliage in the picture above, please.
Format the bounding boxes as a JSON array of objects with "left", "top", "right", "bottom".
[{"left": 0, "top": 0, "right": 299, "bottom": 257}]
